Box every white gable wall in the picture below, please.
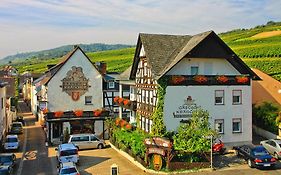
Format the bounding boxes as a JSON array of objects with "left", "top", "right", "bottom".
[
  {"left": 166, "top": 57, "right": 240, "bottom": 75},
  {"left": 47, "top": 49, "right": 103, "bottom": 112}
]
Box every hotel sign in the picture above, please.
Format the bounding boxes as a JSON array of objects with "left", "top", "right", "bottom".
[
  {"left": 173, "top": 96, "right": 197, "bottom": 118},
  {"left": 61, "top": 66, "right": 89, "bottom": 101}
]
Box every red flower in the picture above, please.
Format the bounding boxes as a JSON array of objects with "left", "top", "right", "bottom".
[
  {"left": 120, "top": 119, "right": 127, "bottom": 128},
  {"left": 123, "top": 99, "right": 131, "bottom": 106},
  {"left": 93, "top": 109, "right": 102, "bottom": 117},
  {"left": 118, "top": 98, "right": 124, "bottom": 104},
  {"left": 114, "top": 96, "right": 120, "bottom": 103},
  {"left": 54, "top": 111, "right": 63, "bottom": 118},
  {"left": 115, "top": 118, "right": 121, "bottom": 126},
  {"left": 236, "top": 76, "right": 249, "bottom": 83},
  {"left": 74, "top": 110, "right": 83, "bottom": 117},
  {"left": 171, "top": 76, "right": 187, "bottom": 84},
  {"left": 194, "top": 75, "right": 208, "bottom": 83},
  {"left": 125, "top": 124, "right": 132, "bottom": 130},
  {"left": 216, "top": 75, "right": 228, "bottom": 83}
]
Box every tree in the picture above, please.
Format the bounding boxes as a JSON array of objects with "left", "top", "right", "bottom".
[{"left": 173, "top": 107, "right": 217, "bottom": 153}]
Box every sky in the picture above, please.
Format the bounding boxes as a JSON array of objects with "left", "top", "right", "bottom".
[{"left": 0, "top": 0, "right": 280, "bottom": 59}]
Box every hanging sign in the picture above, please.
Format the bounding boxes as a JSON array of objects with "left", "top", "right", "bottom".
[{"left": 61, "top": 66, "right": 89, "bottom": 101}]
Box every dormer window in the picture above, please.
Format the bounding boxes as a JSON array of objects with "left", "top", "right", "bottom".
[
  {"left": 191, "top": 66, "right": 199, "bottom": 75},
  {"left": 108, "top": 81, "right": 115, "bottom": 89}
]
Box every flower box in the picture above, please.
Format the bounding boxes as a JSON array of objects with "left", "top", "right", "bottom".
[
  {"left": 216, "top": 75, "right": 228, "bottom": 83},
  {"left": 193, "top": 75, "right": 208, "bottom": 83},
  {"left": 236, "top": 76, "right": 249, "bottom": 83}
]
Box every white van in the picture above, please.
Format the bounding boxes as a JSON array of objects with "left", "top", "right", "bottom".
[
  {"left": 56, "top": 143, "right": 79, "bottom": 164},
  {"left": 68, "top": 134, "right": 105, "bottom": 150}
]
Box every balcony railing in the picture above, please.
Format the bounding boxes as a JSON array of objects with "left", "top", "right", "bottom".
[{"left": 166, "top": 75, "right": 251, "bottom": 86}]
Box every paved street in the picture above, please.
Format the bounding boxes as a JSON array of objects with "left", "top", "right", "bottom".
[{"left": 11, "top": 99, "right": 281, "bottom": 175}]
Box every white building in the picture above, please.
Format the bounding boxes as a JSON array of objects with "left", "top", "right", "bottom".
[
  {"left": 32, "top": 46, "right": 110, "bottom": 144},
  {"left": 119, "top": 31, "right": 260, "bottom": 145}
]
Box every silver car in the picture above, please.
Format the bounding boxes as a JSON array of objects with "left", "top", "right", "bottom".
[
  {"left": 260, "top": 139, "right": 281, "bottom": 159},
  {"left": 68, "top": 134, "right": 105, "bottom": 150},
  {"left": 4, "top": 135, "right": 19, "bottom": 151}
]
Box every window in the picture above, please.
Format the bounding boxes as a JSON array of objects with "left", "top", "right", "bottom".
[
  {"left": 233, "top": 90, "right": 242, "bottom": 105},
  {"left": 232, "top": 118, "right": 242, "bottom": 133},
  {"left": 215, "top": 90, "right": 224, "bottom": 105},
  {"left": 91, "top": 136, "right": 98, "bottom": 141},
  {"left": 215, "top": 119, "right": 224, "bottom": 134},
  {"left": 108, "top": 81, "right": 115, "bottom": 89},
  {"left": 191, "top": 66, "right": 199, "bottom": 75},
  {"left": 85, "top": 96, "right": 92, "bottom": 105}
]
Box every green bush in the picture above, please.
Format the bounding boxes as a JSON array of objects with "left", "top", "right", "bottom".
[
  {"left": 253, "top": 102, "right": 280, "bottom": 134},
  {"left": 112, "top": 127, "right": 147, "bottom": 158}
]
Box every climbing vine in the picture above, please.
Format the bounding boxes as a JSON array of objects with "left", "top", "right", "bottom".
[{"left": 150, "top": 76, "right": 169, "bottom": 136}]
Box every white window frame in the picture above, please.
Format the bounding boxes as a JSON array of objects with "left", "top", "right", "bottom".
[
  {"left": 108, "top": 81, "right": 115, "bottom": 89},
  {"left": 85, "top": 96, "right": 92, "bottom": 105},
  {"left": 215, "top": 119, "right": 224, "bottom": 134},
  {"left": 215, "top": 90, "right": 224, "bottom": 105},
  {"left": 232, "top": 118, "right": 242, "bottom": 133},
  {"left": 233, "top": 90, "right": 242, "bottom": 105}
]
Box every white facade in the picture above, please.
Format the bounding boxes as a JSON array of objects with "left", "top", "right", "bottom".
[
  {"left": 164, "top": 85, "right": 252, "bottom": 144},
  {"left": 162, "top": 56, "right": 252, "bottom": 144},
  {"left": 47, "top": 49, "right": 103, "bottom": 112}
]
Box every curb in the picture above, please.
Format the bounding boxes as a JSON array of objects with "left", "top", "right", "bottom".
[{"left": 109, "top": 142, "right": 213, "bottom": 174}]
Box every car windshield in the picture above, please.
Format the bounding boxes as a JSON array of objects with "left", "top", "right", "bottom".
[
  {"left": 0, "top": 156, "right": 13, "bottom": 163},
  {"left": 61, "top": 168, "right": 77, "bottom": 174},
  {"left": 12, "top": 124, "right": 22, "bottom": 128},
  {"left": 60, "top": 149, "right": 77, "bottom": 156},
  {"left": 6, "top": 138, "right": 17, "bottom": 142},
  {"left": 253, "top": 149, "right": 269, "bottom": 156}
]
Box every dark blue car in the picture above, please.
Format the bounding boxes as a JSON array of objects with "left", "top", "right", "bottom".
[{"left": 233, "top": 145, "right": 276, "bottom": 168}]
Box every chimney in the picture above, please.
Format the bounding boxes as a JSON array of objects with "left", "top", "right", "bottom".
[{"left": 96, "top": 61, "right": 107, "bottom": 75}]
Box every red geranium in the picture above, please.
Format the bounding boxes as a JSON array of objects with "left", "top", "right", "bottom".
[
  {"left": 93, "top": 109, "right": 102, "bottom": 117},
  {"left": 115, "top": 118, "right": 121, "bottom": 126},
  {"left": 114, "top": 96, "right": 119, "bottom": 103},
  {"left": 236, "top": 76, "right": 249, "bottom": 83},
  {"left": 118, "top": 98, "right": 124, "bottom": 104},
  {"left": 123, "top": 99, "right": 131, "bottom": 106},
  {"left": 120, "top": 119, "right": 127, "bottom": 128},
  {"left": 125, "top": 124, "right": 132, "bottom": 130},
  {"left": 54, "top": 111, "right": 64, "bottom": 118},
  {"left": 74, "top": 110, "right": 83, "bottom": 117}
]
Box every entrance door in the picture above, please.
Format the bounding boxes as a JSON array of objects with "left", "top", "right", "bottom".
[{"left": 53, "top": 123, "right": 62, "bottom": 138}]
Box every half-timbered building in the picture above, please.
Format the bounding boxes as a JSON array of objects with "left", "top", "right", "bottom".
[{"left": 121, "top": 31, "right": 260, "bottom": 145}]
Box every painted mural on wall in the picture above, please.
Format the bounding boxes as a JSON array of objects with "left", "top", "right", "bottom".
[
  {"left": 172, "top": 96, "right": 197, "bottom": 118},
  {"left": 61, "top": 66, "right": 90, "bottom": 101}
]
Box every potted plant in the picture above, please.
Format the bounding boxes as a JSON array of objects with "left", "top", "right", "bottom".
[
  {"left": 235, "top": 75, "right": 249, "bottom": 83},
  {"left": 216, "top": 75, "right": 228, "bottom": 83},
  {"left": 193, "top": 75, "right": 208, "bottom": 84},
  {"left": 74, "top": 109, "right": 83, "bottom": 117}
]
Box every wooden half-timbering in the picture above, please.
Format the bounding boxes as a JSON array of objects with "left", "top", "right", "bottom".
[{"left": 136, "top": 56, "right": 158, "bottom": 132}]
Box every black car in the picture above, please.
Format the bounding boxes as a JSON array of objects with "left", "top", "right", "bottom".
[
  {"left": 233, "top": 145, "right": 276, "bottom": 168},
  {"left": 0, "top": 153, "right": 16, "bottom": 175}
]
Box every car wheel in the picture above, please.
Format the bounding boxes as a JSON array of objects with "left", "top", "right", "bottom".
[
  {"left": 97, "top": 144, "right": 103, "bottom": 149},
  {"left": 247, "top": 159, "right": 254, "bottom": 168},
  {"left": 274, "top": 152, "right": 279, "bottom": 159}
]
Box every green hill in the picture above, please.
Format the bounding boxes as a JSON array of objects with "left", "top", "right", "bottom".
[{"left": 5, "top": 21, "right": 281, "bottom": 81}]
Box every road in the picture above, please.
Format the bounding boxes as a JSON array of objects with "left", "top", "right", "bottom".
[{"left": 15, "top": 100, "right": 57, "bottom": 175}]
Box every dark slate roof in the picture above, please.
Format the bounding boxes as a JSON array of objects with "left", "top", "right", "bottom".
[{"left": 130, "top": 31, "right": 260, "bottom": 80}]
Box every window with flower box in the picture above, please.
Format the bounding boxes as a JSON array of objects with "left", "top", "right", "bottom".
[
  {"left": 233, "top": 90, "right": 242, "bottom": 105},
  {"left": 215, "top": 90, "right": 224, "bottom": 105}
]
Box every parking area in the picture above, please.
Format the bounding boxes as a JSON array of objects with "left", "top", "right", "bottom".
[{"left": 49, "top": 145, "right": 152, "bottom": 175}]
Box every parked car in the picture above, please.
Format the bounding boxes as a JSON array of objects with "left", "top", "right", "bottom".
[
  {"left": 68, "top": 133, "right": 105, "bottom": 150},
  {"left": 0, "top": 153, "right": 16, "bottom": 175},
  {"left": 3, "top": 135, "right": 19, "bottom": 151},
  {"left": 56, "top": 143, "right": 79, "bottom": 164},
  {"left": 0, "top": 165, "right": 13, "bottom": 175},
  {"left": 233, "top": 145, "right": 276, "bottom": 168},
  {"left": 260, "top": 139, "right": 281, "bottom": 159},
  {"left": 57, "top": 162, "right": 80, "bottom": 175},
  {"left": 10, "top": 122, "right": 23, "bottom": 134}
]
